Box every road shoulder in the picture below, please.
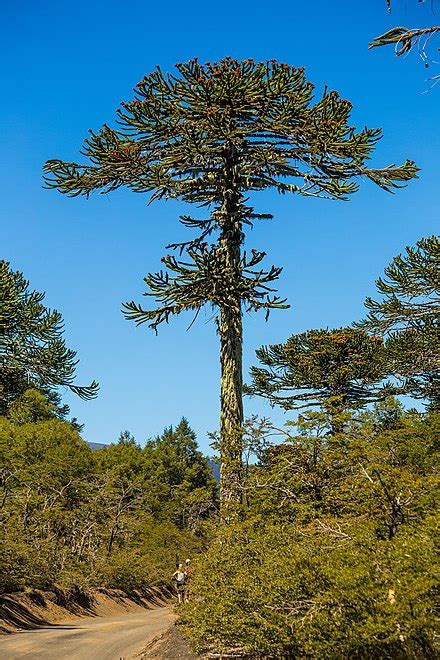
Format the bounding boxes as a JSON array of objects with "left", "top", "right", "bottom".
[{"left": 139, "top": 622, "right": 201, "bottom": 658}]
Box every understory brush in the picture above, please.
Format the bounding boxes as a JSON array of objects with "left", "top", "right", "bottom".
[
  {"left": 0, "top": 409, "right": 217, "bottom": 595},
  {"left": 183, "top": 411, "right": 439, "bottom": 658}
]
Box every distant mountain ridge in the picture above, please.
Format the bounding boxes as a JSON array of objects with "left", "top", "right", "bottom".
[
  {"left": 88, "top": 442, "right": 108, "bottom": 451},
  {"left": 208, "top": 459, "right": 220, "bottom": 482}
]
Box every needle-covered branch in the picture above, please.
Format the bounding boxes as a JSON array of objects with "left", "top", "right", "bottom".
[
  {"left": 360, "top": 236, "right": 440, "bottom": 334},
  {"left": 1, "top": 261, "right": 98, "bottom": 414},
  {"left": 123, "top": 243, "right": 288, "bottom": 332},
  {"left": 358, "top": 236, "right": 439, "bottom": 408},
  {"left": 247, "top": 328, "right": 391, "bottom": 424},
  {"left": 369, "top": 25, "right": 440, "bottom": 56},
  {"left": 44, "top": 58, "right": 418, "bottom": 207},
  {"left": 370, "top": 1, "right": 440, "bottom": 81}
]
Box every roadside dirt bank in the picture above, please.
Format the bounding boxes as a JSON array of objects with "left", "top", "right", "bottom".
[
  {"left": 0, "top": 585, "right": 173, "bottom": 634},
  {"left": 140, "top": 622, "right": 202, "bottom": 658}
]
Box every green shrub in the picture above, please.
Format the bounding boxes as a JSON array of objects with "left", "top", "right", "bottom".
[
  {"left": 183, "top": 412, "right": 439, "bottom": 658},
  {"left": 183, "top": 516, "right": 438, "bottom": 658}
]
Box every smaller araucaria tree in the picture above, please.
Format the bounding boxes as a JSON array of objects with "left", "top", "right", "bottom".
[
  {"left": 358, "top": 235, "right": 440, "bottom": 410},
  {"left": 0, "top": 260, "right": 98, "bottom": 415},
  {"left": 247, "top": 327, "right": 390, "bottom": 432}
]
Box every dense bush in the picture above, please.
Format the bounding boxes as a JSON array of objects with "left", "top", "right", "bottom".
[
  {"left": 0, "top": 396, "right": 218, "bottom": 593},
  {"left": 183, "top": 409, "right": 439, "bottom": 658},
  {"left": 185, "top": 517, "right": 437, "bottom": 658}
]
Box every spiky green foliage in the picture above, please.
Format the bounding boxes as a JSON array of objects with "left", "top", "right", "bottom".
[
  {"left": 125, "top": 245, "right": 285, "bottom": 332},
  {"left": 43, "top": 58, "right": 418, "bottom": 332},
  {"left": 359, "top": 236, "right": 440, "bottom": 408},
  {"left": 43, "top": 58, "right": 417, "bottom": 512},
  {"left": 44, "top": 58, "right": 417, "bottom": 204},
  {"left": 0, "top": 260, "right": 98, "bottom": 415},
  {"left": 247, "top": 328, "right": 390, "bottom": 430}
]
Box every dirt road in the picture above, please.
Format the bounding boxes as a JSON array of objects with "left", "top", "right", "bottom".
[{"left": 0, "top": 607, "right": 176, "bottom": 659}]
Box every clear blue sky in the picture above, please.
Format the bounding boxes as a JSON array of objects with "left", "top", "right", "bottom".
[{"left": 2, "top": 1, "right": 438, "bottom": 452}]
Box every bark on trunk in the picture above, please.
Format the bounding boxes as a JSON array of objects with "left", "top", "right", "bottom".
[
  {"left": 219, "top": 300, "right": 244, "bottom": 518},
  {"left": 218, "top": 141, "right": 244, "bottom": 521}
]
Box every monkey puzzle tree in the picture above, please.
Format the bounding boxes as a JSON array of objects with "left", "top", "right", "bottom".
[
  {"left": 247, "top": 327, "right": 390, "bottom": 432},
  {"left": 359, "top": 236, "right": 440, "bottom": 409},
  {"left": 44, "top": 58, "right": 417, "bottom": 516},
  {"left": 0, "top": 260, "right": 98, "bottom": 415}
]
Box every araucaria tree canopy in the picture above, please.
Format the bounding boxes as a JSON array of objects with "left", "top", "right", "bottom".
[
  {"left": 0, "top": 260, "right": 98, "bottom": 415},
  {"left": 247, "top": 327, "right": 390, "bottom": 432},
  {"left": 359, "top": 235, "right": 440, "bottom": 409},
  {"left": 44, "top": 58, "right": 417, "bottom": 515}
]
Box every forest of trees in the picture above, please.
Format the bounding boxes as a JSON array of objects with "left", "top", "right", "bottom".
[
  {"left": 1, "top": 39, "right": 439, "bottom": 657},
  {"left": 1, "top": 399, "right": 217, "bottom": 594},
  {"left": 1, "top": 263, "right": 218, "bottom": 590},
  {"left": 2, "top": 232, "right": 438, "bottom": 656}
]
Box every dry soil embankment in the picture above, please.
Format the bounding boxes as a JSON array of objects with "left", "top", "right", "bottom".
[
  {"left": 0, "top": 586, "right": 203, "bottom": 659},
  {"left": 0, "top": 585, "right": 172, "bottom": 634}
]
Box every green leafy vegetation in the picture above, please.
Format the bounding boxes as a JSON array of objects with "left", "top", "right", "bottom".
[
  {"left": 0, "top": 399, "right": 218, "bottom": 594},
  {"left": 183, "top": 406, "right": 439, "bottom": 658}
]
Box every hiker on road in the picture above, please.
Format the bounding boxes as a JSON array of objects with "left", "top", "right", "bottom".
[
  {"left": 184, "top": 558, "right": 192, "bottom": 603},
  {"left": 173, "top": 563, "right": 185, "bottom": 604}
]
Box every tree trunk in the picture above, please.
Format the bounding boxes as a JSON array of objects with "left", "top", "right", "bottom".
[
  {"left": 219, "top": 300, "right": 244, "bottom": 518},
  {"left": 326, "top": 392, "right": 346, "bottom": 435},
  {"left": 218, "top": 142, "right": 244, "bottom": 521}
]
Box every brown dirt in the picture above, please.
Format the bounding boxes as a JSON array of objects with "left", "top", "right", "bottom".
[
  {"left": 140, "top": 621, "right": 202, "bottom": 658},
  {"left": 0, "top": 607, "right": 177, "bottom": 659},
  {"left": 0, "top": 585, "right": 173, "bottom": 634}
]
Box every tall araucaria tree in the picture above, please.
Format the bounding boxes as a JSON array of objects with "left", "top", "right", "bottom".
[{"left": 43, "top": 58, "right": 417, "bottom": 518}]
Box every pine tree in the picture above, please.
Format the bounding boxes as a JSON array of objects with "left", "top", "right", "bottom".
[
  {"left": 359, "top": 236, "right": 440, "bottom": 409},
  {"left": 0, "top": 260, "right": 98, "bottom": 414},
  {"left": 44, "top": 58, "right": 417, "bottom": 517},
  {"left": 247, "top": 327, "right": 390, "bottom": 432}
]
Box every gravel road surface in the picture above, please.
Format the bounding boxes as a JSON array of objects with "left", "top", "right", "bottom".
[{"left": 0, "top": 607, "right": 176, "bottom": 659}]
